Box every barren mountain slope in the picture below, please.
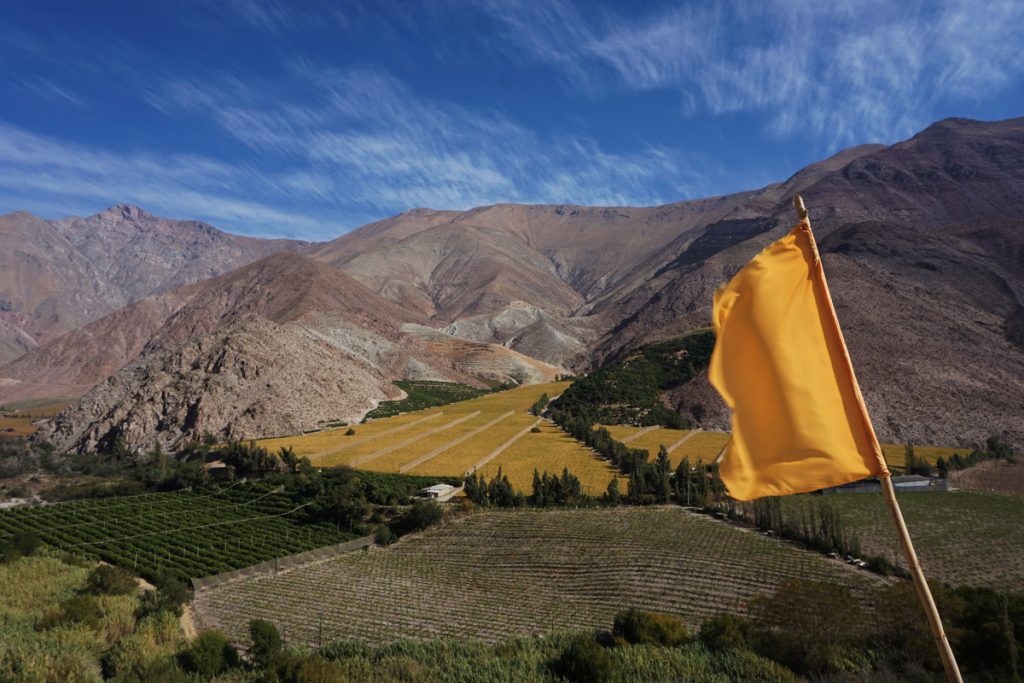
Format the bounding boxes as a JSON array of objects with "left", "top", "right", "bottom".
[
  {"left": 0, "top": 204, "right": 308, "bottom": 365},
  {"left": 592, "top": 118, "right": 1024, "bottom": 446},
  {"left": 20, "top": 116, "right": 1024, "bottom": 451},
  {"left": 23, "top": 253, "right": 563, "bottom": 451}
]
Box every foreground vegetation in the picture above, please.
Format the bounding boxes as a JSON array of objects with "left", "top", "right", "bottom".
[{"left": 0, "top": 550, "right": 187, "bottom": 682}]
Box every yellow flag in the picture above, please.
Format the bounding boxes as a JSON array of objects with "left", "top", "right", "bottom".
[{"left": 708, "top": 219, "right": 889, "bottom": 501}]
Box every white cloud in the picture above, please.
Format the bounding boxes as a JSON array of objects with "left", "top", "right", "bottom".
[
  {"left": 145, "top": 63, "right": 723, "bottom": 215},
  {"left": 478, "top": 0, "right": 1024, "bottom": 149},
  {"left": 0, "top": 123, "right": 330, "bottom": 238}
]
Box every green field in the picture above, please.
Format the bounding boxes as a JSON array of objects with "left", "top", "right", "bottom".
[
  {"left": 195, "top": 507, "right": 882, "bottom": 647},
  {"left": 782, "top": 490, "right": 1024, "bottom": 590},
  {"left": 0, "top": 484, "right": 353, "bottom": 582},
  {"left": 363, "top": 380, "right": 493, "bottom": 420}
]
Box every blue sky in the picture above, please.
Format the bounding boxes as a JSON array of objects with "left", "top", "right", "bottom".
[{"left": 1, "top": 0, "right": 1022, "bottom": 239}]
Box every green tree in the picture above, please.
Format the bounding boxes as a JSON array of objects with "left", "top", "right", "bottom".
[
  {"left": 249, "top": 619, "right": 283, "bottom": 669},
  {"left": 604, "top": 476, "right": 621, "bottom": 506},
  {"left": 178, "top": 630, "right": 239, "bottom": 677},
  {"left": 700, "top": 614, "right": 750, "bottom": 651},
  {"left": 612, "top": 608, "right": 689, "bottom": 646},
  {"left": 86, "top": 564, "right": 137, "bottom": 596},
  {"left": 552, "top": 635, "right": 614, "bottom": 683}
]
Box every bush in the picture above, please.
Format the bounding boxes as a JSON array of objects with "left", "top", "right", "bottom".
[
  {"left": 345, "top": 427, "right": 356, "bottom": 436},
  {"left": 612, "top": 608, "right": 689, "bottom": 646},
  {"left": 375, "top": 525, "right": 395, "bottom": 546},
  {"left": 178, "top": 630, "right": 239, "bottom": 676},
  {"left": 0, "top": 531, "right": 41, "bottom": 563},
  {"left": 86, "top": 564, "right": 138, "bottom": 595},
  {"left": 38, "top": 594, "right": 104, "bottom": 630},
  {"left": 552, "top": 635, "right": 615, "bottom": 683},
  {"left": 700, "top": 614, "right": 749, "bottom": 651},
  {"left": 249, "top": 619, "right": 283, "bottom": 669}
]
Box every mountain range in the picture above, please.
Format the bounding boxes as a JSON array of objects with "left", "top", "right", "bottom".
[{"left": 2, "top": 116, "right": 1022, "bottom": 452}]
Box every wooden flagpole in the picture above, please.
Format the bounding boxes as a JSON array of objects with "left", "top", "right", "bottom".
[{"left": 793, "top": 195, "right": 963, "bottom": 683}]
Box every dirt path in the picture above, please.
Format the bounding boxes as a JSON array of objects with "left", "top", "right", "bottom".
[
  {"left": 466, "top": 418, "right": 543, "bottom": 475},
  {"left": 181, "top": 604, "right": 199, "bottom": 639},
  {"left": 667, "top": 429, "right": 701, "bottom": 454},
  {"left": 621, "top": 425, "right": 660, "bottom": 444}
]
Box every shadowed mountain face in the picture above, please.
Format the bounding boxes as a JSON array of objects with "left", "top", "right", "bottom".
[
  {"left": 4, "top": 117, "right": 1023, "bottom": 450},
  {"left": 0, "top": 204, "right": 310, "bottom": 365}
]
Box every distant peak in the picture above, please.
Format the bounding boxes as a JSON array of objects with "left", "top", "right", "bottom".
[{"left": 99, "top": 203, "right": 153, "bottom": 221}]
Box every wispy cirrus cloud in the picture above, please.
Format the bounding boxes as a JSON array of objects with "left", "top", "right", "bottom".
[
  {"left": 143, "top": 62, "right": 723, "bottom": 214},
  {"left": 0, "top": 122, "right": 329, "bottom": 237},
  {"left": 477, "top": 0, "right": 1024, "bottom": 148}
]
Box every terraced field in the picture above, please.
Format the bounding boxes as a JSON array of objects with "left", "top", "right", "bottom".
[
  {"left": 784, "top": 490, "right": 1024, "bottom": 590},
  {"left": 257, "top": 382, "right": 619, "bottom": 493},
  {"left": 195, "top": 507, "right": 882, "bottom": 647}
]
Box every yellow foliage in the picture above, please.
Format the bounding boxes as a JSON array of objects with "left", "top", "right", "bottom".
[{"left": 478, "top": 422, "right": 621, "bottom": 495}]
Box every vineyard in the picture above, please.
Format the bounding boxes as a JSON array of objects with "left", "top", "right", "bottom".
[
  {"left": 782, "top": 490, "right": 1024, "bottom": 590},
  {"left": 194, "top": 507, "right": 882, "bottom": 647},
  {"left": 257, "top": 382, "right": 621, "bottom": 494},
  {"left": 0, "top": 483, "right": 353, "bottom": 582}
]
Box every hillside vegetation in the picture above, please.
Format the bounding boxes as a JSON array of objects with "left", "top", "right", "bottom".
[
  {"left": 363, "top": 380, "right": 493, "bottom": 420},
  {"left": 552, "top": 329, "right": 715, "bottom": 428}
]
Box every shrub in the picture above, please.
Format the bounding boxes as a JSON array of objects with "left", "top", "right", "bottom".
[
  {"left": 612, "top": 608, "right": 690, "bottom": 646},
  {"left": 552, "top": 635, "right": 615, "bottom": 683},
  {"left": 375, "top": 525, "right": 395, "bottom": 546},
  {"left": 178, "top": 630, "right": 239, "bottom": 676},
  {"left": 38, "top": 594, "right": 104, "bottom": 630},
  {"left": 11, "top": 531, "right": 41, "bottom": 556},
  {"left": 345, "top": 427, "right": 356, "bottom": 436},
  {"left": 86, "top": 564, "right": 138, "bottom": 595},
  {"left": 0, "top": 531, "right": 42, "bottom": 563},
  {"left": 249, "top": 619, "right": 283, "bottom": 669},
  {"left": 700, "top": 614, "right": 749, "bottom": 651}
]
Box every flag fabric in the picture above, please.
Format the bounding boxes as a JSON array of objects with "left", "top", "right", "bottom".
[{"left": 708, "top": 219, "right": 889, "bottom": 501}]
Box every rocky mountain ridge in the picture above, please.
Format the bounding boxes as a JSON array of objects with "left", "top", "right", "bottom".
[{"left": 4, "top": 116, "right": 1023, "bottom": 450}]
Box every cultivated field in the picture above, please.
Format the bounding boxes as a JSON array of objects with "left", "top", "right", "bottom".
[
  {"left": 785, "top": 490, "right": 1024, "bottom": 590},
  {"left": 194, "top": 507, "right": 882, "bottom": 647},
  {"left": 0, "top": 484, "right": 352, "bottom": 581},
  {"left": 604, "top": 425, "right": 965, "bottom": 474},
  {"left": 879, "top": 443, "right": 967, "bottom": 470},
  {"left": 602, "top": 426, "right": 730, "bottom": 468},
  {"left": 0, "top": 400, "right": 69, "bottom": 439},
  {"left": 257, "top": 382, "right": 620, "bottom": 494},
  {"left": 950, "top": 459, "right": 1024, "bottom": 496}
]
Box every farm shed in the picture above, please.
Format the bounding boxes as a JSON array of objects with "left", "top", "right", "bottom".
[
  {"left": 824, "top": 475, "right": 949, "bottom": 494},
  {"left": 418, "top": 484, "right": 458, "bottom": 501}
]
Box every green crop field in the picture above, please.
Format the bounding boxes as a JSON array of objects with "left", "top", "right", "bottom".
[
  {"left": 194, "top": 507, "right": 882, "bottom": 647},
  {"left": 782, "top": 490, "right": 1024, "bottom": 590},
  {"left": 0, "top": 484, "right": 354, "bottom": 582}
]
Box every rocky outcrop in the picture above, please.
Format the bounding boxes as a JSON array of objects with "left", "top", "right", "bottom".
[{"left": 0, "top": 205, "right": 308, "bottom": 365}]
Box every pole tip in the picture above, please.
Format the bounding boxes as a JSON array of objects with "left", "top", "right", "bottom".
[{"left": 793, "top": 195, "right": 808, "bottom": 221}]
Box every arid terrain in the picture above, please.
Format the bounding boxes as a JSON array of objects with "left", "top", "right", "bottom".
[{"left": 2, "top": 117, "right": 1022, "bottom": 452}]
